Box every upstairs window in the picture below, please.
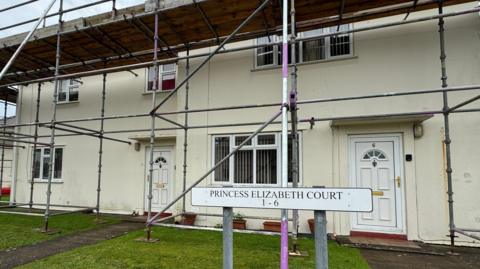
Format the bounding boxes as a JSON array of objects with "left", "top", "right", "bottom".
[
  {"left": 255, "top": 24, "right": 352, "bottom": 68},
  {"left": 255, "top": 36, "right": 276, "bottom": 67},
  {"left": 213, "top": 133, "right": 302, "bottom": 185},
  {"left": 146, "top": 63, "right": 176, "bottom": 92},
  {"left": 33, "top": 147, "right": 63, "bottom": 181},
  {"left": 58, "top": 79, "right": 80, "bottom": 103}
]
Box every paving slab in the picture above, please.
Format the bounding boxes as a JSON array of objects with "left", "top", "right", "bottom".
[{"left": 361, "top": 245, "right": 480, "bottom": 269}]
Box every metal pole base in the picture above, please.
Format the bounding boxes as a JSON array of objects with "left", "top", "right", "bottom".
[
  {"left": 138, "top": 226, "right": 159, "bottom": 243},
  {"left": 33, "top": 227, "right": 60, "bottom": 235}
]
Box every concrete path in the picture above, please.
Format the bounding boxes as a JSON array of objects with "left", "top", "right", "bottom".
[
  {"left": 0, "top": 222, "right": 143, "bottom": 269},
  {"left": 361, "top": 244, "right": 480, "bottom": 269}
]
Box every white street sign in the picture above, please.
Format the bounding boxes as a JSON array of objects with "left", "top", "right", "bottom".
[{"left": 192, "top": 187, "right": 372, "bottom": 212}]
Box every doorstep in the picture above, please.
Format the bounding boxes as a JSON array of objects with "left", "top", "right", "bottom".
[{"left": 336, "top": 235, "right": 444, "bottom": 255}]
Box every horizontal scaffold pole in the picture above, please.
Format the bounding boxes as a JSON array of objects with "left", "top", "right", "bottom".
[
  {"left": 448, "top": 94, "right": 480, "bottom": 113},
  {"left": 2, "top": 6, "right": 480, "bottom": 87},
  {"left": 0, "top": 137, "right": 50, "bottom": 146},
  {"left": 154, "top": 114, "right": 186, "bottom": 129},
  {"left": 57, "top": 122, "right": 101, "bottom": 134},
  {"left": 453, "top": 228, "right": 480, "bottom": 241},
  {"left": 147, "top": 110, "right": 282, "bottom": 226},
  {"left": 10, "top": 107, "right": 480, "bottom": 139},
  {"left": 0, "top": 0, "right": 113, "bottom": 32},
  {"left": 149, "top": 0, "right": 272, "bottom": 115},
  {"left": 2, "top": 84, "right": 480, "bottom": 130},
  {"left": 40, "top": 124, "right": 131, "bottom": 145},
  {"left": 0, "top": 0, "right": 38, "bottom": 13},
  {"left": 0, "top": 0, "right": 58, "bottom": 82}
]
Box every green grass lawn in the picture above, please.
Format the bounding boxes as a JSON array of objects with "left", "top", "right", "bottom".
[
  {"left": 0, "top": 195, "right": 9, "bottom": 202},
  {"left": 20, "top": 227, "right": 370, "bottom": 269},
  {"left": 0, "top": 212, "right": 119, "bottom": 251}
]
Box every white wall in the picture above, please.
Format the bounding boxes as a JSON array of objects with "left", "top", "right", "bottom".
[{"left": 13, "top": 2, "right": 480, "bottom": 245}]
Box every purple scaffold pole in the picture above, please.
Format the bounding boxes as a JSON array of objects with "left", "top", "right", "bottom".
[{"left": 280, "top": 0, "right": 289, "bottom": 267}]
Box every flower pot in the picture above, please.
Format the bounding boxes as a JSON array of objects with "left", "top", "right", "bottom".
[
  {"left": 181, "top": 213, "right": 197, "bottom": 226},
  {"left": 308, "top": 219, "right": 314, "bottom": 234},
  {"left": 263, "top": 221, "right": 281, "bottom": 232},
  {"left": 233, "top": 219, "right": 246, "bottom": 230}
]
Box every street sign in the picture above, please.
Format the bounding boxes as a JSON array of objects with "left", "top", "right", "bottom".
[{"left": 192, "top": 187, "right": 373, "bottom": 212}]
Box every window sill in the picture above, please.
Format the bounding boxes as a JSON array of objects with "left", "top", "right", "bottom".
[
  {"left": 33, "top": 180, "right": 63, "bottom": 184},
  {"left": 142, "top": 90, "right": 175, "bottom": 95},
  {"left": 210, "top": 182, "right": 303, "bottom": 187},
  {"left": 57, "top": 101, "right": 79, "bottom": 105},
  {"left": 251, "top": 55, "right": 357, "bottom": 72}
]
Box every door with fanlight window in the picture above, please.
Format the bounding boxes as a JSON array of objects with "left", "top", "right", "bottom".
[
  {"left": 145, "top": 147, "right": 173, "bottom": 212},
  {"left": 349, "top": 135, "right": 405, "bottom": 234}
]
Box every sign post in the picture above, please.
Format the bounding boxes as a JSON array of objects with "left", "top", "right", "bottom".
[
  {"left": 314, "top": 210, "right": 328, "bottom": 269},
  {"left": 192, "top": 187, "right": 372, "bottom": 269},
  {"left": 223, "top": 207, "right": 233, "bottom": 269}
]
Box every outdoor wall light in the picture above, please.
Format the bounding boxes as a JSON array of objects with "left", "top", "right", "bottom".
[
  {"left": 134, "top": 142, "right": 141, "bottom": 151},
  {"left": 413, "top": 124, "right": 424, "bottom": 138}
]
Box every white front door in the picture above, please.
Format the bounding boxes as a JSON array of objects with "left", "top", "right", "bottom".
[
  {"left": 349, "top": 134, "right": 405, "bottom": 234},
  {"left": 145, "top": 147, "right": 173, "bottom": 212}
]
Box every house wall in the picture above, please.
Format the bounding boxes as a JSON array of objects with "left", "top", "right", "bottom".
[
  {"left": 0, "top": 148, "right": 13, "bottom": 188},
  {"left": 0, "top": 117, "right": 15, "bottom": 189},
  {"left": 12, "top": 2, "right": 480, "bottom": 245}
]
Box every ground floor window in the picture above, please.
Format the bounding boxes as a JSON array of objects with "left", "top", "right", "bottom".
[
  {"left": 33, "top": 147, "right": 63, "bottom": 181},
  {"left": 212, "top": 133, "right": 301, "bottom": 185}
]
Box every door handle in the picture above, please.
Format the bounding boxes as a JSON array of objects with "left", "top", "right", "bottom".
[{"left": 395, "top": 176, "right": 401, "bottom": 188}]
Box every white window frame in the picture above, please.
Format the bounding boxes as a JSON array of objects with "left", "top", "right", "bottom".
[
  {"left": 211, "top": 132, "right": 302, "bottom": 186},
  {"left": 145, "top": 63, "right": 177, "bottom": 92},
  {"left": 57, "top": 79, "right": 80, "bottom": 103},
  {"left": 32, "top": 147, "right": 64, "bottom": 182},
  {"left": 254, "top": 35, "right": 279, "bottom": 68},
  {"left": 254, "top": 24, "right": 353, "bottom": 69}
]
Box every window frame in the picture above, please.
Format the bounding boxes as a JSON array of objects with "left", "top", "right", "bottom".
[
  {"left": 254, "top": 24, "right": 353, "bottom": 69},
  {"left": 254, "top": 35, "right": 279, "bottom": 68},
  {"left": 211, "top": 132, "right": 302, "bottom": 186},
  {"left": 32, "top": 146, "right": 64, "bottom": 183},
  {"left": 57, "top": 79, "right": 80, "bottom": 104},
  {"left": 145, "top": 63, "right": 177, "bottom": 93}
]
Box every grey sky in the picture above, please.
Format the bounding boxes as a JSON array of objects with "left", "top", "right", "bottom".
[
  {"left": 0, "top": 0, "right": 144, "bottom": 117},
  {"left": 0, "top": 0, "right": 145, "bottom": 38}
]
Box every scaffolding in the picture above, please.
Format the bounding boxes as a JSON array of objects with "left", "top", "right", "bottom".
[{"left": 0, "top": 0, "right": 478, "bottom": 258}]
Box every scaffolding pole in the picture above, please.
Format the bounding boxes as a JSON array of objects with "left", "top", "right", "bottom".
[
  {"left": 146, "top": 11, "right": 160, "bottom": 241},
  {"left": 147, "top": 111, "right": 282, "bottom": 226},
  {"left": 0, "top": 0, "right": 113, "bottom": 32},
  {"left": 28, "top": 83, "right": 42, "bottom": 208},
  {"left": 0, "top": 93, "right": 7, "bottom": 200},
  {"left": 44, "top": 0, "right": 63, "bottom": 232},
  {"left": 95, "top": 73, "right": 107, "bottom": 218},
  {"left": 181, "top": 48, "right": 190, "bottom": 213},
  {"left": 289, "top": 0, "right": 300, "bottom": 253},
  {"left": 0, "top": 0, "right": 57, "bottom": 82},
  {"left": 41, "top": 123, "right": 131, "bottom": 144},
  {"left": 17, "top": 106, "right": 480, "bottom": 139},
  {"left": 3, "top": 6, "right": 480, "bottom": 87},
  {"left": 437, "top": 1, "right": 455, "bottom": 248},
  {"left": 0, "top": 137, "right": 50, "bottom": 146},
  {"left": 280, "top": 0, "right": 289, "bottom": 266},
  {"left": 44, "top": 84, "right": 480, "bottom": 125},
  {"left": 0, "top": 0, "right": 39, "bottom": 13},
  {"left": 149, "top": 0, "right": 272, "bottom": 115},
  {"left": 2, "top": 82, "right": 479, "bottom": 131}
]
